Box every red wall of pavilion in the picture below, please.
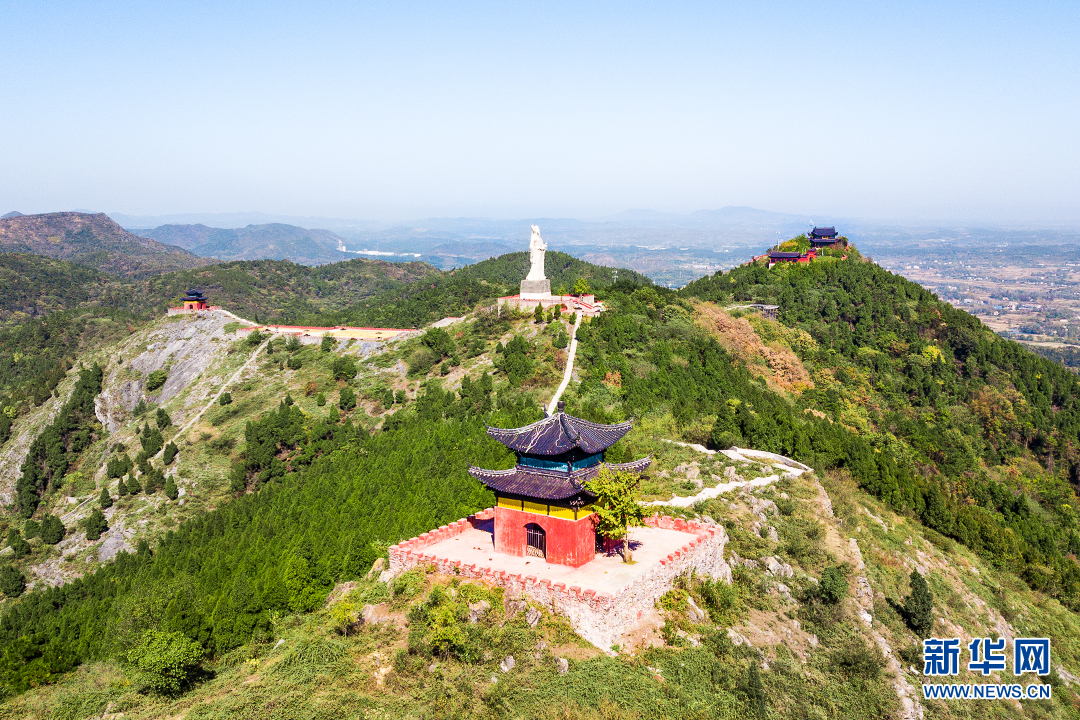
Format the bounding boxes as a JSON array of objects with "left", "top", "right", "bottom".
[{"left": 494, "top": 507, "right": 596, "bottom": 568}]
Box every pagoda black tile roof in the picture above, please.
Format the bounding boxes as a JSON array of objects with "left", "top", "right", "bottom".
[
  {"left": 484, "top": 411, "right": 634, "bottom": 455},
  {"left": 468, "top": 457, "right": 652, "bottom": 501},
  {"left": 809, "top": 227, "right": 838, "bottom": 238},
  {"left": 768, "top": 251, "right": 804, "bottom": 259}
]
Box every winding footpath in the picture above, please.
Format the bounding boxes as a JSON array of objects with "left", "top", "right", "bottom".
[
  {"left": 647, "top": 440, "right": 812, "bottom": 508},
  {"left": 546, "top": 313, "right": 584, "bottom": 416}
]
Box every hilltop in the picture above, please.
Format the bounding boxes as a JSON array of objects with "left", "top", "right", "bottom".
[
  {"left": 137, "top": 223, "right": 351, "bottom": 265},
  {"left": 0, "top": 212, "right": 209, "bottom": 278},
  {"left": 3, "top": 248, "right": 1080, "bottom": 717}
]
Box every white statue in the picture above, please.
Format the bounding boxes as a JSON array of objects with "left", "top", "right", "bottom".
[{"left": 525, "top": 225, "right": 547, "bottom": 281}]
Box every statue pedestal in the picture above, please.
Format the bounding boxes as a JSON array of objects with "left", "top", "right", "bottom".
[{"left": 520, "top": 279, "right": 551, "bottom": 300}]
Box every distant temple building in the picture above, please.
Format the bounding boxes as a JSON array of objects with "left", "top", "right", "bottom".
[
  {"left": 767, "top": 249, "right": 816, "bottom": 268},
  {"left": 468, "top": 402, "right": 650, "bottom": 567},
  {"left": 809, "top": 227, "right": 842, "bottom": 249},
  {"left": 181, "top": 289, "right": 209, "bottom": 311}
]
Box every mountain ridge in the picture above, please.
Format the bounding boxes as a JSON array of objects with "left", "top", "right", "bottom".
[
  {"left": 137, "top": 223, "right": 352, "bottom": 265},
  {"left": 0, "top": 212, "right": 209, "bottom": 278}
]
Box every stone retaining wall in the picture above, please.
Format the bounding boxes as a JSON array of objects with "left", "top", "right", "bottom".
[{"left": 385, "top": 510, "right": 730, "bottom": 650}]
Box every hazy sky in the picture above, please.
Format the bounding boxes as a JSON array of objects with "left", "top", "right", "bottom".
[{"left": 2, "top": 1, "right": 1078, "bottom": 223}]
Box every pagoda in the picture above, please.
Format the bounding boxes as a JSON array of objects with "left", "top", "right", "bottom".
[
  {"left": 468, "top": 401, "right": 650, "bottom": 567},
  {"left": 181, "top": 289, "right": 209, "bottom": 311},
  {"left": 808, "top": 226, "right": 841, "bottom": 249}
]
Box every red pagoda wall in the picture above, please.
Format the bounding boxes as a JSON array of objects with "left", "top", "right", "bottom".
[{"left": 494, "top": 506, "right": 596, "bottom": 568}]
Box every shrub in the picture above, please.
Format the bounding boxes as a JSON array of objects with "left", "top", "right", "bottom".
[
  {"left": 316, "top": 392, "right": 327, "bottom": 407},
  {"left": 697, "top": 577, "right": 740, "bottom": 624},
  {"left": 40, "top": 514, "right": 65, "bottom": 544},
  {"left": 819, "top": 564, "right": 848, "bottom": 605},
  {"left": 218, "top": 392, "right": 232, "bottom": 406},
  {"left": 23, "top": 519, "right": 40, "bottom": 539},
  {"left": 421, "top": 327, "right": 454, "bottom": 358},
  {"left": 394, "top": 389, "right": 407, "bottom": 405},
  {"left": 830, "top": 639, "right": 886, "bottom": 680},
  {"left": 332, "top": 356, "right": 358, "bottom": 380},
  {"left": 155, "top": 408, "right": 171, "bottom": 429},
  {"left": 126, "top": 630, "right": 204, "bottom": 696},
  {"left": 6, "top": 530, "right": 30, "bottom": 558},
  {"left": 146, "top": 370, "right": 168, "bottom": 393},
  {"left": 287, "top": 357, "right": 302, "bottom": 371},
  {"left": 407, "top": 349, "right": 439, "bottom": 376},
  {"left": 0, "top": 566, "right": 26, "bottom": 598},
  {"left": 245, "top": 329, "right": 266, "bottom": 347},
  {"left": 285, "top": 336, "right": 302, "bottom": 352},
  {"left": 321, "top": 334, "right": 335, "bottom": 352},
  {"left": 339, "top": 388, "right": 357, "bottom": 411}
]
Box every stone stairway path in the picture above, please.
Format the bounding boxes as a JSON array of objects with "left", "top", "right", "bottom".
[{"left": 546, "top": 313, "right": 584, "bottom": 416}]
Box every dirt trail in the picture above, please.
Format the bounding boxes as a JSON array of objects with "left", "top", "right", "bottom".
[{"left": 158, "top": 337, "right": 268, "bottom": 457}]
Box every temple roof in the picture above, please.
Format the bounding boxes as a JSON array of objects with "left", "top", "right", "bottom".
[
  {"left": 468, "top": 457, "right": 652, "bottom": 500},
  {"left": 768, "top": 251, "right": 804, "bottom": 259},
  {"left": 809, "top": 226, "right": 837, "bottom": 238},
  {"left": 485, "top": 411, "right": 633, "bottom": 455},
  {"left": 184, "top": 288, "right": 207, "bottom": 298}
]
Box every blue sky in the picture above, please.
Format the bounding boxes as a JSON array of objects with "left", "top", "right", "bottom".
[{"left": 1, "top": 0, "right": 1078, "bottom": 223}]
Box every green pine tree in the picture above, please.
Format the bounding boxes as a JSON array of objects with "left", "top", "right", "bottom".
[
  {"left": 320, "top": 333, "right": 335, "bottom": 352},
  {"left": 746, "top": 662, "right": 767, "bottom": 717},
  {"left": 164, "top": 477, "right": 179, "bottom": 501},
  {"left": 98, "top": 485, "right": 113, "bottom": 509},
  {"left": 904, "top": 569, "right": 935, "bottom": 638},
  {"left": 117, "top": 475, "right": 129, "bottom": 497},
  {"left": 85, "top": 508, "right": 108, "bottom": 541},
  {"left": 0, "top": 565, "right": 26, "bottom": 598},
  {"left": 163, "top": 442, "right": 179, "bottom": 466},
  {"left": 534, "top": 303, "right": 544, "bottom": 323},
  {"left": 40, "top": 514, "right": 65, "bottom": 545},
  {"left": 127, "top": 473, "right": 142, "bottom": 495}
]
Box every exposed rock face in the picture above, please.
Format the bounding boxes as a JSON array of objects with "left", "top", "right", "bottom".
[
  {"left": 468, "top": 600, "right": 491, "bottom": 624},
  {"left": 95, "top": 312, "right": 243, "bottom": 434}
]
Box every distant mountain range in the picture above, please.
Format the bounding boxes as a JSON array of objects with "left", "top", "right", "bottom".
[
  {"left": 136, "top": 223, "right": 350, "bottom": 265},
  {"left": 0, "top": 212, "right": 209, "bottom": 278}
]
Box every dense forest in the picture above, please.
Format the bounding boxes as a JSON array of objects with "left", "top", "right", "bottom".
[
  {"left": 677, "top": 260, "right": 1080, "bottom": 604},
  {"left": 0, "top": 378, "right": 537, "bottom": 694}
]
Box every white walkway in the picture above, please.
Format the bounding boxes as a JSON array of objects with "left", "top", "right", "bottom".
[
  {"left": 546, "top": 313, "right": 584, "bottom": 416},
  {"left": 647, "top": 440, "right": 812, "bottom": 508}
]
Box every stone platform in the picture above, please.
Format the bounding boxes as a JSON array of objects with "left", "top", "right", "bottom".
[
  {"left": 385, "top": 509, "right": 730, "bottom": 650},
  {"left": 497, "top": 294, "right": 604, "bottom": 316}
]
